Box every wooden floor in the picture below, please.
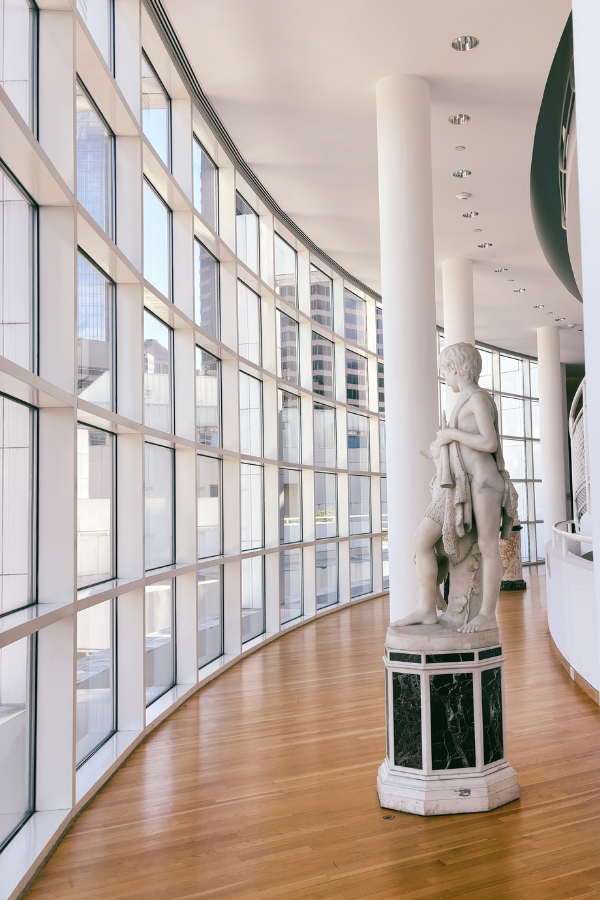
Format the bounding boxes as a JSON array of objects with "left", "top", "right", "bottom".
[{"left": 26, "top": 569, "right": 600, "bottom": 900}]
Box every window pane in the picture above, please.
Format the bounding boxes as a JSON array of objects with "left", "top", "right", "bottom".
[
  {"left": 145, "top": 443, "right": 174, "bottom": 570},
  {"left": 381, "top": 477, "right": 388, "bottom": 533},
  {"left": 194, "top": 240, "right": 219, "bottom": 338},
  {"left": 315, "top": 472, "right": 336, "bottom": 539},
  {"left": 143, "top": 181, "right": 171, "bottom": 298},
  {"left": 279, "top": 468, "right": 301, "bottom": 544},
  {"left": 142, "top": 54, "right": 169, "bottom": 166},
  {"left": 280, "top": 548, "right": 302, "bottom": 624},
  {"left": 278, "top": 389, "right": 300, "bottom": 464},
  {"left": 240, "top": 463, "right": 263, "bottom": 551},
  {"left": 535, "top": 523, "right": 545, "bottom": 560},
  {"left": 0, "top": 397, "right": 33, "bottom": 614},
  {"left": 344, "top": 288, "right": 366, "bottom": 347},
  {"left": 76, "top": 599, "right": 114, "bottom": 766},
  {"left": 530, "top": 362, "right": 539, "bottom": 398},
  {"left": 274, "top": 233, "right": 297, "bottom": 304},
  {"left": 521, "top": 525, "right": 530, "bottom": 563},
  {"left": 236, "top": 193, "right": 259, "bottom": 274},
  {"left": 382, "top": 535, "right": 389, "bottom": 590},
  {"left": 239, "top": 371, "right": 262, "bottom": 457},
  {"left": 379, "top": 420, "right": 386, "bottom": 473},
  {"left": 0, "top": 0, "right": 34, "bottom": 127},
  {"left": 349, "top": 474, "right": 371, "bottom": 535},
  {"left": 237, "top": 281, "right": 261, "bottom": 364},
  {"left": 346, "top": 349, "right": 367, "bottom": 409},
  {"left": 0, "top": 636, "right": 33, "bottom": 848},
  {"left": 77, "top": 0, "right": 112, "bottom": 67},
  {"left": 196, "top": 346, "right": 220, "bottom": 446},
  {"left": 310, "top": 265, "right": 332, "bottom": 328},
  {"left": 312, "top": 332, "right": 334, "bottom": 398},
  {"left": 350, "top": 538, "right": 372, "bottom": 598},
  {"left": 0, "top": 165, "right": 33, "bottom": 370},
  {"left": 376, "top": 306, "right": 383, "bottom": 358},
  {"left": 534, "top": 481, "right": 544, "bottom": 521},
  {"left": 532, "top": 441, "right": 541, "bottom": 479},
  {"left": 76, "top": 83, "right": 113, "bottom": 236},
  {"left": 478, "top": 348, "right": 493, "bottom": 390},
  {"left": 314, "top": 402, "right": 336, "bottom": 468},
  {"left": 77, "top": 254, "right": 113, "bottom": 409},
  {"left": 515, "top": 483, "right": 528, "bottom": 523},
  {"left": 500, "top": 354, "right": 523, "bottom": 395},
  {"left": 277, "top": 310, "right": 298, "bottom": 384},
  {"left": 501, "top": 396, "right": 525, "bottom": 438},
  {"left": 316, "top": 542, "right": 337, "bottom": 609},
  {"left": 378, "top": 362, "right": 385, "bottom": 414},
  {"left": 145, "top": 580, "right": 174, "bottom": 706},
  {"left": 531, "top": 400, "right": 540, "bottom": 439},
  {"left": 193, "top": 139, "right": 217, "bottom": 231},
  {"left": 144, "top": 310, "right": 172, "bottom": 432},
  {"left": 241, "top": 555, "right": 264, "bottom": 642},
  {"left": 348, "top": 412, "right": 369, "bottom": 472},
  {"left": 198, "top": 566, "right": 223, "bottom": 668},
  {"left": 77, "top": 425, "right": 114, "bottom": 589},
  {"left": 197, "top": 455, "right": 221, "bottom": 558},
  {"left": 502, "top": 439, "right": 526, "bottom": 481}
]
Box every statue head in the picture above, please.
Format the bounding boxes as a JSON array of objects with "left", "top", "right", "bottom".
[{"left": 438, "top": 342, "right": 482, "bottom": 386}]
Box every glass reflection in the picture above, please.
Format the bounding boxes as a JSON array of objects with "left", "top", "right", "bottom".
[
  {"left": 310, "top": 265, "right": 332, "bottom": 328},
  {"left": 346, "top": 349, "right": 367, "bottom": 409},
  {"left": 76, "top": 599, "right": 114, "bottom": 765},
  {"left": 142, "top": 53, "right": 169, "bottom": 166},
  {"left": 196, "top": 346, "right": 220, "bottom": 446},
  {"left": 197, "top": 454, "right": 221, "bottom": 558},
  {"left": 314, "top": 403, "right": 336, "bottom": 468},
  {"left": 277, "top": 310, "right": 298, "bottom": 384},
  {"left": 0, "top": 166, "right": 33, "bottom": 370},
  {"left": 241, "top": 555, "right": 264, "bottom": 642},
  {"left": 193, "top": 139, "right": 218, "bottom": 231},
  {"left": 315, "top": 472, "right": 336, "bottom": 539},
  {"left": 144, "top": 443, "right": 174, "bottom": 570},
  {"left": 198, "top": 566, "right": 223, "bottom": 668},
  {"left": 77, "top": 253, "right": 113, "bottom": 409},
  {"left": 145, "top": 580, "right": 174, "bottom": 705},
  {"left": 279, "top": 468, "right": 301, "bottom": 544},
  {"left": 236, "top": 193, "right": 259, "bottom": 273},
  {"left": 316, "top": 542, "right": 337, "bottom": 609},
  {"left": 241, "top": 463, "right": 263, "bottom": 551},
  {"left": 278, "top": 389, "right": 300, "bottom": 464},
  {"left": 77, "top": 424, "right": 114, "bottom": 589},
  {"left": 348, "top": 412, "right": 369, "bottom": 471},
  {"left": 76, "top": 81, "right": 113, "bottom": 236},
  {"left": 143, "top": 180, "right": 171, "bottom": 298},
  {"left": 312, "top": 332, "right": 334, "bottom": 398},
  {"left": 239, "top": 372, "right": 262, "bottom": 458},
  {"left": 280, "top": 548, "right": 302, "bottom": 624},
  {"left": 237, "top": 281, "right": 261, "bottom": 364},
  {"left": 349, "top": 474, "right": 371, "bottom": 535},
  {"left": 350, "top": 538, "right": 372, "bottom": 598},
  {"left": 144, "top": 310, "right": 172, "bottom": 432},
  {"left": 194, "top": 240, "right": 219, "bottom": 337},
  {"left": 274, "top": 233, "right": 296, "bottom": 304},
  {"left": 344, "top": 288, "right": 366, "bottom": 347}
]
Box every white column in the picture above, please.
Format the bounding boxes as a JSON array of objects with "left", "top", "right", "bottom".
[
  {"left": 442, "top": 258, "right": 475, "bottom": 347},
  {"left": 376, "top": 74, "right": 439, "bottom": 622},
  {"left": 442, "top": 258, "right": 475, "bottom": 413},
  {"left": 537, "top": 326, "right": 568, "bottom": 544},
  {"left": 572, "top": 0, "right": 600, "bottom": 672}
]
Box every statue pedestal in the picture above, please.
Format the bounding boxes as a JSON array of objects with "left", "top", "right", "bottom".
[{"left": 377, "top": 621, "right": 520, "bottom": 815}]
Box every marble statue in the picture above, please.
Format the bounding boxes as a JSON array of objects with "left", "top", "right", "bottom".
[{"left": 394, "top": 342, "right": 518, "bottom": 633}]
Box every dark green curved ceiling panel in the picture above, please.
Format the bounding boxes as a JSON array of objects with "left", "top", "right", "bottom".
[{"left": 530, "top": 14, "right": 582, "bottom": 303}]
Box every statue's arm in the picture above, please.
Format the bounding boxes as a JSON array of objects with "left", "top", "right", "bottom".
[{"left": 436, "top": 393, "right": 498, "bottom": 453}]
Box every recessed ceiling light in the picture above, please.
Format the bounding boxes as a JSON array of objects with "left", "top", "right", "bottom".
[
  {"left": 449, "top": 113, "right": 471, "bottom": 125},
  {"left": 578, "top": 328, "right": 584, "bottom": 332},
  {"left": 478, "top": 242, "right": 492, "bottom": 248},
  {"left": 455, "top": 145, "right": 466, "bottom": 151},
  {"left": 474, "top": 228, "right": 482, "bottom": 232},
  {"left": 513, "top": 288, "right": 526, "bottom": 293},
  {"left": 567, "top": 324, "right": 576, "bottom": 328},
  {"left": 507, "top": 279, "right": 514, "bottom": 282},
  {"left": 451, "top": 35, "right": 480, "bottom": 51},
  {"left": 463, "top": 211, "right": 479, "bottom": 217},
  {"left": 495, "top": 268, "right": 508, "bottom": 272},
  {"left": 555, "top": 317, "right": 566, "bottom": 321},
  {"left": 453, "top": 169, "right": 471, "bottom": 178},
  {"left": 456, "top": 191, "right": 471, "bottom": 199},
  {"left": 533, "top": 304, "right": 545, "bottom": 309}
]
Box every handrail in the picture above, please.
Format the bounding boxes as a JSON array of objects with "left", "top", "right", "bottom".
[{"left": 552, "top": 519, "right": 593, "bottom": 557}]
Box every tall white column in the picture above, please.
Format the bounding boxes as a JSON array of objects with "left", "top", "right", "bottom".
[
  {"left": 376, "top": 74, "right": 439, "bottom": 622},
  {"left": 572, "top": 0, "right": 600, "bottom": 672},
  {"left": 442, "top": 258, "right": 475, "bottom": 347},
  {"left": 537, "top": 326, "right": 568, "bottom": 545}
]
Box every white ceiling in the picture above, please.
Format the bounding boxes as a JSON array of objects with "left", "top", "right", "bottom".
[{"left": 163, "top": 0, "right": 584, "bottom": 362}]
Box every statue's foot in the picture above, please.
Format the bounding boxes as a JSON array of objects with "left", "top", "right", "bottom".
[
  {"left": 391, "top": 607, "right": 438, "bottom": 627},
  {"left": 458, "top": 613, "right": 497, "bottom": 634}
]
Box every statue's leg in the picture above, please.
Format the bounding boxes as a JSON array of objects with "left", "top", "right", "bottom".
[
  {"left": 391, "top": 517, "right": 442, "bottom": 627},
  {"left": 459, "top": 484, "right": 503, "bottom": 633}
]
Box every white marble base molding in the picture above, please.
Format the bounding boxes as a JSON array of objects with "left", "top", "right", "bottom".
[{"left": 377, "top": 622, "right": 520, "bottom": 816}]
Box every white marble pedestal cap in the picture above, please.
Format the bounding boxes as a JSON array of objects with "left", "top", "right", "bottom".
[{"left": 377, "top": 623, "right": 520, "bottom": 816}]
